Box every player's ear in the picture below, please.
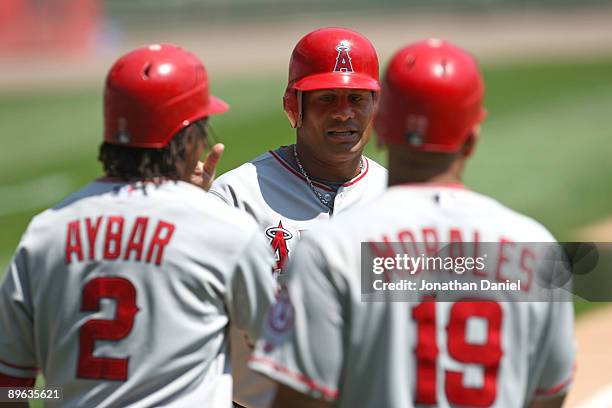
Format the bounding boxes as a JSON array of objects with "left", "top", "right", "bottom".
[
  {"left": 370, "top": 91, "right": 381, "bottom": 119},
  {"left": 461, "top": 126, "right": 480, "bottom": 158},
  {"left": 283, "top": 90, "right": 302, "bottom": 128},
  {"left": 371, "top": 90, "right": 380, "bottom": 110},
  {"left": 370, "top": 91, "right": 385, "bottom": 149}
]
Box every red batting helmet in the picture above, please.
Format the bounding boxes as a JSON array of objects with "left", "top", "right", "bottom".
[
  {"left": 283, "top": 27, "right": 380, "bottom": 127},
  {"left": 375, "top": 39, "right": 486, "bottom": 152},
  {"left": 104, "top": 43, "right": 228, "bottom": 148}
]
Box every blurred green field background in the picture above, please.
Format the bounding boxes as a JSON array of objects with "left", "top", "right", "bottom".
[{"left": 1, "top": 56, "right": 611, "bottom": 304}]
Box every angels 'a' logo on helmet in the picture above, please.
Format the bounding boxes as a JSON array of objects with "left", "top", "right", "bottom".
[
  {"left": 265, "top": 221, "right": 293, "bottom": 273},
  {"left": 333, "top": 40, "right": 354, "bottom": 73}
]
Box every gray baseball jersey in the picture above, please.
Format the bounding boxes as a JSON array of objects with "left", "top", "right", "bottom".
[
  {"left": 0, "top": 180, "right": 276, "bottom": 408},
  {"left": 250, "top": 184, "right": 575, "bottom": 408},
  {"left": 209, "top": 146, "right": 387, "bottom": 407}
]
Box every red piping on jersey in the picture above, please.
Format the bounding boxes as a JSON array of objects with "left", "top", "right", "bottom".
[
  {"left": 0, "top": 372, "right": 36, "bottom": 387},
  {"left": 342, "top": 157, "right": 369, "bottom": 186},
  {"left": 535, "top": 371, "right": 575, "bottom": 396},
  {"left": 396, "top": 182, "right": 467, "bottom": 189},
  {"left": 249, "top": 355, "right": 339, "bottom": 400},
  {"left": 269, "top": 150, "right": 335, "bottom": 192},
  {"left": 269, "top": 150, "right": 370, "bottom": 191},
  {"left": 0, "top": 358, "right": 38, "bottom": 372}
]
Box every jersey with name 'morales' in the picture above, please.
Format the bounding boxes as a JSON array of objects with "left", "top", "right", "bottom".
[
  {"left": 251, "top": 184, "right": 575, "bottom": 408},
  {"left": 0, "top": 180, "right": 275, "bottom": 408}
]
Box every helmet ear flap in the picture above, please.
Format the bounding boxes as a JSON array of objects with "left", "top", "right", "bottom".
[{"left": 283, "top": 89, "right": 302, "bottom": 128}]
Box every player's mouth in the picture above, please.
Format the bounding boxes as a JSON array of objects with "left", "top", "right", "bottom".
[{"left": 326, "top": 129, "right": 359, "bottom": 142}]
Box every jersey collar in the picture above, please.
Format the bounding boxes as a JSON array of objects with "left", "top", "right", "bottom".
[{"left": 269, "top": 150, "right": 370, "bottom": 191}]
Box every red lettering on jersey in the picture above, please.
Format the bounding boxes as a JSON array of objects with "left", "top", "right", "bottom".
[
  {"left": 65, "top": 220, "right": 83, "bottom": 264},
  {"left": 269, "top": 221, "right": 290, "bottom": 271},
  {"left": 472, "top": 230, "right": 487, "bottom": 277},
  {"left": 448, "top": 228, "right": 464, "bottom": 259},
  {"left": 333, "top": 42, "right": 353, "bottom": 73},
  {"left": 368, "top": 235, "right": 397, "bottom": 282},
  {"left": 77, "top": 277, "right": 138, "bottom": 380},
  {"left": 422, "top": 228, "right": 440, "bottom": 257},
  {"left": 397, "top": 229, "right": 418, "bottom": 254},
  {"left": 412, "top": 298, "right": 438, "bottom": 404},
  {"left": 85, "top": 217, "right": 102, "bottom": 260},
  {"left": 397, "top": 230, "right": 423, "bottom": 275},
  {"left": 449, "top": 228, "right": 463, "bottom": 244},
  {"left": 445, "top": 301, "right": 503, "bottom": 406},
  {"left": 146, "top": 221, "right": 175, "bottom": 266},
  {"left": 124, "top": 217, "right": 149, "bottom": 261},
  {"left": 519, "top": 248, "right": 535, "bottom": 291},
  {"left": 369, "top": 235, "right": 396, "bottom": 258},
  {"left": 104, "top": 216, "right": 124, "bottom": 260},
  {"left": 495, "top": 237, "right": 513, "bottom": 282}
]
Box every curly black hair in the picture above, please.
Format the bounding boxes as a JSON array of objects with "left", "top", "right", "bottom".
[{"left": 98, "top": 119, "right": 208, "bottom": 180}]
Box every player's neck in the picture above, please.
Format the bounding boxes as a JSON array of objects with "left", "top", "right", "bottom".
[
  {"left": 387, "top": 148, "right": 465, "bottom": 187},
  {"left": 388, "top": 171, "right": 462, "bottom": 187},
  {"left": 290, "top": 145, "right": 362, "bottom": 183}
]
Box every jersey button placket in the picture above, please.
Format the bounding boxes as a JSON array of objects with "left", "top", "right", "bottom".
[
  {"left": 308, "top": 184, "right": 333, "bottom": 214},
  {"left": 333, "top": 187, "right": 346, "bottom": 211}
]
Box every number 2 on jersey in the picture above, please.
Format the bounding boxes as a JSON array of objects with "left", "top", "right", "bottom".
[
  {"left": 77, "top": 277, "right": 139, "bottom": 381},
  {"left": 413, "top": 300, "right": 502, "bottom": 406}
]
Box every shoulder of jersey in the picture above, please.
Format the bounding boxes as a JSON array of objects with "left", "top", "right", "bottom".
[
  {"left": 175, "top": 182, "right": 259, "bottom": 228},
  {"left": 315, "top": 186, "right": 555, "bottom": 243},
  {"left": 389, "top": 186, "right": 556, "bottom": 242},
  {"left": 213, "top": 151, "right": 275, "bottom": 186},
  {"left": 24, "top": 181, "right": 259, "bottom": 241},
  {"left": 361, "top": 155, "right": 388, "bottom": 183},
  {"left": 24, "top": 181, "right": 112, "bottom": 234},
  {"left": 494, "top": 203, "right": 556, "bottom": 242},
  {"left": 459, "top": 189, "right": 556, "bottom": 242},
  {"left": 363, "top": 155, "right": 388, "bottom": 175}
]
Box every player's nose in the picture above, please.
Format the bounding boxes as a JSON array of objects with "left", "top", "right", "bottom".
[{"left": 331, "top": 96, "right": 355, "bottom": 121}]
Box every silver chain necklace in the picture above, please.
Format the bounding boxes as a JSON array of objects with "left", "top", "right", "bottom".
[{"left": 292, "top": 144, "right": 363, "bottom": 209}]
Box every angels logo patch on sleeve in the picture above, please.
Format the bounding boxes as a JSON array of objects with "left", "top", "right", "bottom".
[{"left": 262, "top": 285, "right": 295, "bottom": 352}]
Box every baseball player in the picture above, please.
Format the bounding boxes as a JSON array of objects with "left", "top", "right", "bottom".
[
  {"left": 0, "top": 44, "right": 276, "bottom": 408},
  {"left": 204, "top": 27, "right": 388, "bottom": 407},
  {"left": 249, "top": 40, "right": 576, "bottom": 408}
]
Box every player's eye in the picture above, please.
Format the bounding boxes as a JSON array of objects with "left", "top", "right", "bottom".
[
  {"left": 350, "top": 95, "right": 363, "bottom": 103},
  {"left": 319, "top": 94, "right": 335, "bottom": 103}
]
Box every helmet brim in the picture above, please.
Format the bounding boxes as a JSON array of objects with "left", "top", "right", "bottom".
[
  {"left": 203, "top": 95, "right": 229, "bottom": 116},
  {"left": 293, "top": 72, "right": 380, "bottom": 92}
]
